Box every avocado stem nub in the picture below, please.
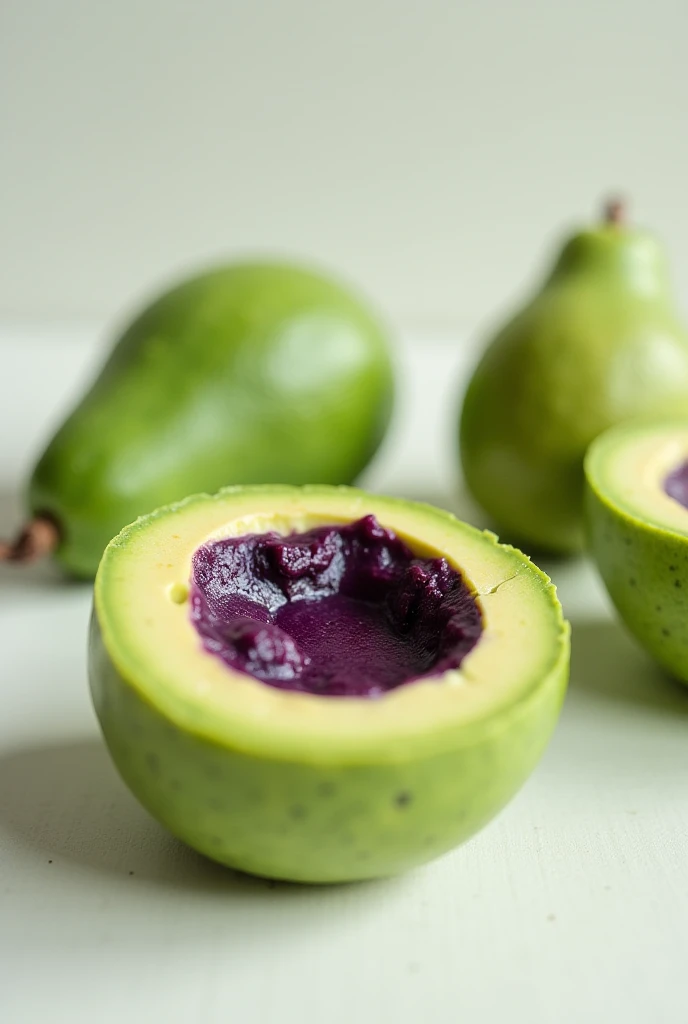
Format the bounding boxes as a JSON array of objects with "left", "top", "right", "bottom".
[
  {"left": 0, "top": 517, "right": 60, "bottom": 564},
  {"left": 603, "top": 197, "right": 626, "bottom": 226}
]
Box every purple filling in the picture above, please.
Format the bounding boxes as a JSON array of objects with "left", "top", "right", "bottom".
[
  {"left": 189, "top": 514, "right": 483, "bottom": 698},
  {"left": 665, "top": 460, "right": 688, "bottom": 509}
]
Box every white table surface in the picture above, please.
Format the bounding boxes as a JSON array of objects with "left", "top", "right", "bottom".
[{"left": 1, "top": 325, "right": 687, "bottom": 1024}]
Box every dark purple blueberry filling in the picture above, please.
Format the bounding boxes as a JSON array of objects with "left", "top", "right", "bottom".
[
  {"left": 665, "top": 460, "right": 688, "bottom": 509},
  {"left": 189, "top": 515, "right": 483, "bottom": 698}
]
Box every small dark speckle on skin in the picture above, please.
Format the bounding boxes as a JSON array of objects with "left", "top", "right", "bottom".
[
  {"left": 656, "top": 606, "right": 662, "bottom": 613},
  {"left": 170, "top": 779, "right": 182, "bottom": 792},
  {"left": 145, "top": 752, "right": 160, "bottom": 776},
  {"left": 629, "top": 578, "right": 636, "bottom": 587},
  {"left": 547, "top": 914, "right": 556, "bottom": 922},
  {"left": 129, "top": 871, "right": 134, "bottom": 876},
  {"left": 423, "top": 835, "right": 437, "bottom": 847},
  {"left": 356, "top": 850, "right": 370, "bottom": 861},
  {"left": 48, "top": 860, "right": 52, "bottom": 864},
  {"left": 663, "top": 628, "right": 671, "bottom": 637},
  {"left": 624, "top": 537, "right": 632, "bottom": 546},
  {"left": 675, "top": 579, "right": 682, "bottom": 588},
  {"left": 395, "top": 791, "right": 413, "bottom": 809},
  {"left": 669, "top": 565, "right": 677, "bottom": 572},
  {"left": 317, "top": 781, "right": 336, "bottom": 798},
  {"left": 289, "top": 805, "right": 307, "bottom": 820}
]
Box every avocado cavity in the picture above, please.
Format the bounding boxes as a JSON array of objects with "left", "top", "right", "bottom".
[
  {"left": 190, "top": 515, "right": 483, "bottom": 697},
  {"left": 664, "top": 460, "right": 688, "bottom": 509}
]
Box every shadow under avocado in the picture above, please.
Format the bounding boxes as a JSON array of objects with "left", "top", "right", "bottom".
[
  {"left": 0, "top": 738, "right": 233, "bottom": 889},
  {"left": 568, "top": 617, "right": 688, "bottom": 715},
  {"left": 0, "top": 737, "right": 405, "bottom": 897}
]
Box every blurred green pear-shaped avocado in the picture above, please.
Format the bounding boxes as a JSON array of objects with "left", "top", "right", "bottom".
[
  {"left": 12, "top": 262, "right": 395, "bottom": 578},
  {"left": 459, "top": 200, "right": 688, "bottom": 554}
]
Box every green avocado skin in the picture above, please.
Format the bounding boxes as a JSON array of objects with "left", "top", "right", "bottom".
[
  {"left": 460, "top": 227, "right": 688, "bottom": 554},
  {"left": 585, "top": 478, "right": 688, "bottom": 686},
  {"left": 29, "top": 264, "right": 394, "bottom": 578},
  {"left": 89, "top": 613, "right": 568, "bottom": 884}
]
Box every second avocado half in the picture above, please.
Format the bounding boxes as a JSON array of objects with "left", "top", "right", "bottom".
[
  {"left": 460, "top": 202, "right": 688, "bottom": 555},
  {"left": 27, "top": 262, "right": 394, "bottom": 578}
]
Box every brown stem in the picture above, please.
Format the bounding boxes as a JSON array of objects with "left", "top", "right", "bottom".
[
  {"left": 603, "top": 196, "right": 626, "bottom": 226},
  {"left": 0, "top": 517, "right": 60, "bottom": 564}
]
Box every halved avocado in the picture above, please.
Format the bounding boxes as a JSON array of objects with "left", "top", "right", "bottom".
[
  {"left": 585, "top": 420, "right": 688, "bottom": 686},
  {"left": 89, "top": 485, "right": 570, "bottom": 883}
]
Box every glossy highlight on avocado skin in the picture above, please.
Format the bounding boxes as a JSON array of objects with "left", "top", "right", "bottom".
[
  {"left": 664, "top": 459, "right": 688, "bottom": 509},
  {"left": 189, "top": 515, "right": 483, "bottom": 697}
]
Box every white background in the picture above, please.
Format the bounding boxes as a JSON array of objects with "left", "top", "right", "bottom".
[{"left": 2, "top": 0, "right": 688, "bottom": 332}]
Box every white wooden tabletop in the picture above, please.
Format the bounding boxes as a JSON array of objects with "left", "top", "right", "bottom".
[{"left": 1, "top": 326, "right": 687, "bottom": 1024}]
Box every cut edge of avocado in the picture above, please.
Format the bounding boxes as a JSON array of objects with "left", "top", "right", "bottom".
[{"left": 92, "top": 484, "right": 570, "bottom": 766}]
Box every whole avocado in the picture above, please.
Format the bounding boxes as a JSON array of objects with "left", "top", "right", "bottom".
[
  {"left": 459, "top": 201, "right": 688, "bottom": 554},
  {"left": 24, "top": 262, "right": 395, "bottom": 577}
]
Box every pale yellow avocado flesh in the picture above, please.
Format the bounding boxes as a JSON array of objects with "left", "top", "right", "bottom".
[
  {"left": 95, "top": 485, "right": 568, "bottom": 764},
  {"left": 587, "top": 421, "right": 688, "bottom": 535}
]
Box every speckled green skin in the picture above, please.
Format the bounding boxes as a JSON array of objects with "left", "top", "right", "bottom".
[
  {"left": 89, "top": 613, "right": 567, "bottom": 883},
  {"left": 460, "top": 224, "right": 688, "bottom": 554},
  {"left": 29, "top": 263, "right": 394, "bottom": 578},
  {"left": 585, "top": 461, "right": 688, "bottom": 686}
]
